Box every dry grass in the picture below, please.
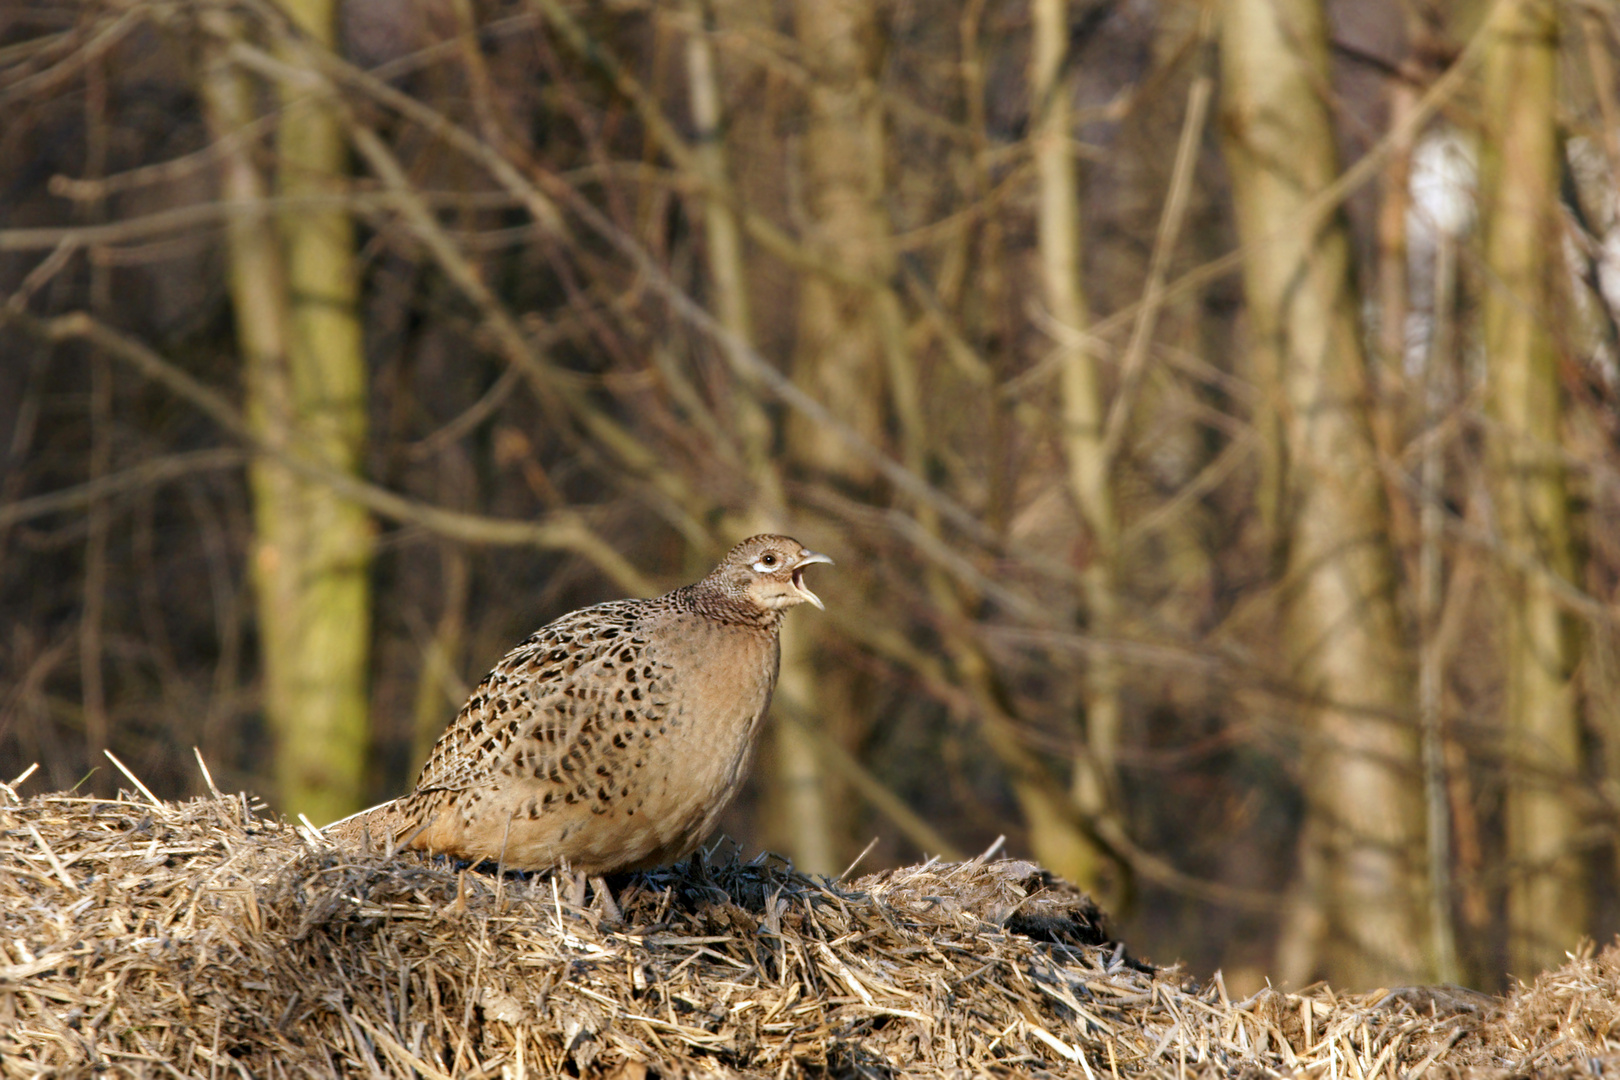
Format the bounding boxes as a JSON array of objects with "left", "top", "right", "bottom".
[{"left": 1, "top": 778, "right": 1616, "bottom": 1078}]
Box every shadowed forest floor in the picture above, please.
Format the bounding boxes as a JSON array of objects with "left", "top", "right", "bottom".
[{"left": 1, "top": 787, "right": 1615, "bottom": 1078}]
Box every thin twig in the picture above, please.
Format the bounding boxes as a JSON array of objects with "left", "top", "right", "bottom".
[{"left": 0, "top": 448, "right": 245, "bottom": 529}]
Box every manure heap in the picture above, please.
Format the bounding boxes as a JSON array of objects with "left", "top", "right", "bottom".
[{"left": 1, "top": 788, "right": 1616, "bottom": 1078}]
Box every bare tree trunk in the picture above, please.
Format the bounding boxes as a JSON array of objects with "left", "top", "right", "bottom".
[
  {"left": 202, "top": 0, "right": 372, "bottom": 825},
  {"left": 1030, "top": 0, "right": 1113, "bottom": 895},
  {"left": 80, "top": 58, "right": 113, "bottom": 782},
  {"left": 264, "top": 0, "right": 373, "bottom": 826},
  {"left": 410, "top": 451, "right": 473, "bottom": 774},
  {"left": 1419, "top": 226, "right": 1462, "bottom": 985},
  {"left": 80, "top": 336, "right": 112, "bottom": 780},
  {"left": 685, "top": 0, "right": 837, "bottom": 875},
  {"left": 683, "top": 0, "right": 773, "bottom": 498},
  {"left": 786, "top": 0, "right": 891, "bottom": 489},
  {"left": 1219, "top": 0, "right": 1431, "bottom": 986},
  {"left": 410, "top": 543, "right": 468, "bottom": 772},
  {"left": 198, "top": 17, "right": 293, "bottom": 775},
  {"left": 1479, "top": 0, "right": 1588, "bottom": 976}
]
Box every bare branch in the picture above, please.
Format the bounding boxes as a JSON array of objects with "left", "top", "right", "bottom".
[{"left": 1, "top": 308, "right": 657, "bottom": 596}]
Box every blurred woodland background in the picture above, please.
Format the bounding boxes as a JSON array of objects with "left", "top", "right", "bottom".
[{"left": 2, "top": 0, "right": 1619, "bottom": 994}]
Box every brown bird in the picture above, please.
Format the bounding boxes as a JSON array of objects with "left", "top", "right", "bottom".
[{"left": 325, "top": 535, "right": 831, "bottom": 880}]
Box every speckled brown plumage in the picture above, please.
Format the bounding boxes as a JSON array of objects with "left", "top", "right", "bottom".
[{"left": 324, "top": 535, "right": 831, "bottom": 875}]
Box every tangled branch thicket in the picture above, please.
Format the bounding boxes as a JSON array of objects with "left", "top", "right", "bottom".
[{"left": 2, "top": 782, "right": 1617, "bottom": 1078}]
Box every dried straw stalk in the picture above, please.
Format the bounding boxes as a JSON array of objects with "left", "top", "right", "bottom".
[{"left": 1, "top": 783, "right": 1614, "bottom": 1078}]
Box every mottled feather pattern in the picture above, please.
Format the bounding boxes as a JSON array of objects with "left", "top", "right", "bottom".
[
  {"left": 324, "top": 535, "right": 829, "bottom": 876},
  {"left": 411, "top": 600, "right": 669, "bottom": 796}
]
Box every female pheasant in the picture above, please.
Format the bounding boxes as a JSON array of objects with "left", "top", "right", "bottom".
[{"left": 324, "top": 535, "right": 831, "bottom": 875}]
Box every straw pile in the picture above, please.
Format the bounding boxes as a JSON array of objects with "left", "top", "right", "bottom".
[{"left": 2, "top": 780, "right": 1617, "bottom": 1078}]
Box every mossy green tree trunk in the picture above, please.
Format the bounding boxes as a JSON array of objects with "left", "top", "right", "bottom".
[
  {"left": 203, "top": 0, "right": 372, "bottom": 825},
  {"left": 260, "top": 0, "right": 372, "bottom": 825},
  {"left": 1480, "top": 0, "right": 1588, "bottom": 976},
  {"left": 1219, "top": 0, "right": 1431, "bottom": 986}
]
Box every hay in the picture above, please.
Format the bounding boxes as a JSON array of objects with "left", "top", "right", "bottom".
[{"left": 1, "top": 785, "right": 1616, "bottom": 1078}]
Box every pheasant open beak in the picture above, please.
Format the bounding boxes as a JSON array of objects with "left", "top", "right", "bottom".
[{"left": 790, "top": 550, "right": 834, "bottom": 610}]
